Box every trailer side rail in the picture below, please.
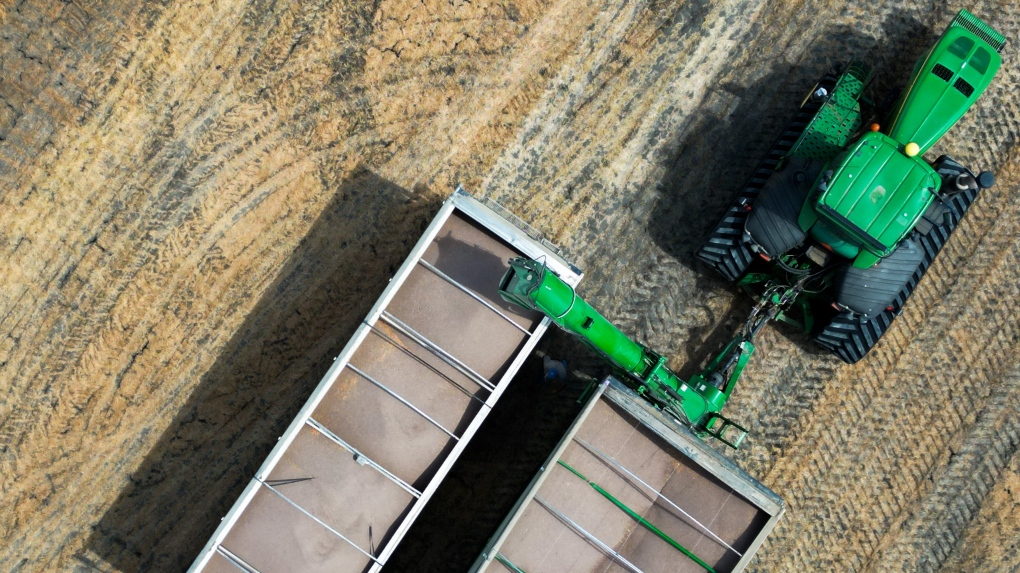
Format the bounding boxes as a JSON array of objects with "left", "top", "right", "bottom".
[
  {"left": 473, "top": 378, "right": 785, "bottom": 573},
  {"left": 188, "top": 189, "right": 580, "bottom": 573}
]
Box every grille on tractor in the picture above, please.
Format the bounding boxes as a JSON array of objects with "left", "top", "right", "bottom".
[
  {"left": 954, "top": 77, "right": 975, "bottom": 97},
  {"left": 931, "top": 63, "right": 954, "bottom": 81}
]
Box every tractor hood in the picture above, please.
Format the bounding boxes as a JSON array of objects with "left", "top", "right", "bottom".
[
  {"left": 814, "top": 132, "right": 939, "bottom": 260},
  {"left": 887, "top": 10, "right": 1004, "bottom": 153}
]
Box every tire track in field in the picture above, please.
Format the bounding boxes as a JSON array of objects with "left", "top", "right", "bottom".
[
  {"left": 0, "top": 0, "right": 392, "bottom": 568},
  {"left": 710, "top": 7, "right": 1020, "bottom": 570},
  {"left": 2, "top": 0, "right": 1019, "bottom": 571},
  {"left": 0, "top": 3, "right": 329, "bottom": 568},
  {"left": 0, "top": 0, "right": 153, "bottom": 180},
  {"left": 939, "top": 428, "right": 1020, "bottom": 573},
  {"left": 481, "top": 0, "right": 769, "bottom": 274},
  {"left": 473, "top": 3, "right": 1020, "bottom": 572},
  {"left": 465, "top": 5, "right": 1020, "bottom": 573},
  {"left": 871, "top": 359, "right": 1020, "bottom": 572},
  {"left": 0, "top": 0, "right": 644, "bottom": 569}
]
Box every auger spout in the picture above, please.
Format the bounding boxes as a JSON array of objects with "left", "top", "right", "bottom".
[
  {"left": 499, "top": 257, "right": 647, "bottom": 373},
  {"left": 499, "top": 257, "right": 754, "bottom": 447}
]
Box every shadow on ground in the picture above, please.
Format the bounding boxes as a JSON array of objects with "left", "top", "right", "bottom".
[
  {"left": 649, "top": 13, "right": 937, "bottom": 364},
  {"left": 82, "top": 170, "right": 443, "bottom": 572},
  {"left": 386, "top": 329, "right": 599, "bottom": 572}
]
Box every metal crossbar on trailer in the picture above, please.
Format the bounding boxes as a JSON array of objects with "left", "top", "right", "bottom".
[
  {"left": 188, "top": 188, "right": 582, "bottom": 573},
  {"left": 473, "top": 378, "right": 785, "bottom": 573}
]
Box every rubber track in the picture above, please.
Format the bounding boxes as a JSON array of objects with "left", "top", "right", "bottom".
[
  {"left": 696, "top": 70, "right": 839, "bottom": 281},
  {"left": 814, "top": 184, "right": 981, "bottom": 363},
  {"left": 745, "top": 158, "right": 815, "bottom": 257},
  {"left": 834, "top": 237, "right": 926, "bottom": 317}
]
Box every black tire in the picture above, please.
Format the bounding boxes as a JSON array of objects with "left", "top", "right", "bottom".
[
  {"left": 815, "top": 311, "right": 894, "bottom": 364},
  {"left": 834, "top": 238, "right": 926, "bottom": 317},
  {"left": 745, "top": 157, "right": 819, "bottom": 257},
  {"left": 696, "top": 69, "right": 840, "bottom": 281},
  {"left": 815, "top": 161, "right": 980, "bottom": 363},
  {"left": 697, "top": 212, "right": 756, "bottom": 282}
]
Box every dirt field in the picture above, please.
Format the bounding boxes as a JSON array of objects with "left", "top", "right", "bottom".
[{"left": 1, "top": 0, "right": 1018, "bottom": 571}]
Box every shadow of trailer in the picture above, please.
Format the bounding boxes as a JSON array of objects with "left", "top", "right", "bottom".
[
  {"left": 187, "top": 188, "right": 582, "bottom": 573},
  {"left": 473, "top": 378, "right": 785, "bottom": 573}
]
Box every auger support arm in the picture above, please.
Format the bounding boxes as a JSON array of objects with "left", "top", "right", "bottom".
[
  {"left": 501, "top": 258, "right": 714, "bottom": 427},
  {"left": 501, "top": 257, "right": 814, "bottom": 448},
  {"left": 499, "top": 257, "right": 648, "bottom": 373}
]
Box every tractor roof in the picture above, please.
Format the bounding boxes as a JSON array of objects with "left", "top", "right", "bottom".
[{"left": 816, "top": 132, "right": 939, "bottom": 256}]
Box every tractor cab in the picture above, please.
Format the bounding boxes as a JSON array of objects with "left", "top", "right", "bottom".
[
  {"left": 796, "top": 10, "right": 1004, "bottom": 270},
  {"left": 801, "top": 131, "right": 940, "bottom": 268}
]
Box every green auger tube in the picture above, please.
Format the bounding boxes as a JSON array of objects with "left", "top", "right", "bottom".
[{"left": 499, "top": 257, "right": 741, "bottom": 439}]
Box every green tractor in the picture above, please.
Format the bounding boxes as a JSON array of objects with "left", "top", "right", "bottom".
[
  {"left": 697, "top": 9, "right": 1004, "bottom": 363},
  {"left": 493, "top": 11, "right": 1006, "bottom": 449}
]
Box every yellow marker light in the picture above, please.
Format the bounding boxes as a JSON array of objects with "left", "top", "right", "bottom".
[
  {"left": 870, "top": 123, "right": 881, "bottom": 132},
  {"left": 904, "top": 142, "right": 920, "bottom": 157}
]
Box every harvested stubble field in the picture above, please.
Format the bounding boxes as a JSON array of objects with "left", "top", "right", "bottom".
[{"left": 1, "top": 0, "right": 1019, "bottom": 571}]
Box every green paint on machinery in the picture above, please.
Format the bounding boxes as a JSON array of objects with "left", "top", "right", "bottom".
[
  {"left": 500, "top": 257, "right": 762, "bottom": 449},
  {"left": 887, "top": 10, "right": 1004, "bottom": 154},
  {"left": 785, "top": 9, "right": 1003, "bottom": 270},
  {"left": 698, "top": 9, "right": 1005, "bottom": 364},
  {"left": 496, "top": 10, "right": 1006, "bottom": 448}
]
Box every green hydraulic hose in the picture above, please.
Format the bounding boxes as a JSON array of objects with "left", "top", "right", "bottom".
[{"left": 556, "top": 460, "right": 717, "bottom": 573}]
